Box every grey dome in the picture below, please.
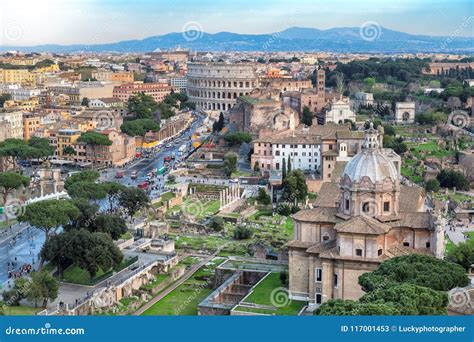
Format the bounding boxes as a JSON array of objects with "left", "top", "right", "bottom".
[{"left": 343, "top": 149, "right": 398, "bottom": 183}]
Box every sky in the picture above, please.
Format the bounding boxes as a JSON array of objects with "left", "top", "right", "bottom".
[{"left": 0, "top": 0, "right": 473, "bottom": 46}]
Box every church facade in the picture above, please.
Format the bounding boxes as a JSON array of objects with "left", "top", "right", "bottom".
[{"left": 288, "top": 124, "right": 445, "bottom": 309}]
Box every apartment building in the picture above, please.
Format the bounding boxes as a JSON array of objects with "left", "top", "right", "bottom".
[
  {"left": 0, "top": 111, "right": 24, "bottom": 139},
  {"left": 112, "top": 82, "right": 172, "bottom": 103}
]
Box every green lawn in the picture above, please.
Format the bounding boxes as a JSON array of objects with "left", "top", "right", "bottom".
[
  {"left": 168, "top": 199, "right": 220, "bottom": 219},
  {"left": 464, "top": 231, "right": 474, "bottom": 241},
  {"left": 2, "top": 305, "right": 42, "bottom": 315},
  {"left": 120, "top": 231, "right": 133, "bottom": 240},
  {"left": 231, "top": 170, "right": 253, "bottom": 177},
  {"left": 238, "top": 273, "right": 305, "bottom": 315},
  {"left": 62, "top": 265, "right": 110, "bottom": 285},
  {"left": 153, "top": 192, "right": 176, "bottom": 208},
  {"left": 141, "top": 258, "right": 225, "bottom": 315},
  {"left": 61, "top": 257, "right": 136, "bottom": 285},
  {"left": 445, "top": 237, "right": 456, "bottom": 255},
  {"left": 141, "top": 274, "right": 170, "bottom": 290}
]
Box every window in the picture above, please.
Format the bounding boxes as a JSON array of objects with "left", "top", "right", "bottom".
[
  {"left": 316, "top": 294, "right": 322, "bottom": 304},
  {"left": 315, "top": 268, "right": 322, "bottom": 282},
  {"left": 345, "top": 199, "right": 350, "bottom": 210},
  {"left": 362, "top": 202, "right": 370, "bottom": 213},
  {"left": 426, "top": 241, "right": 431, "bottom": 248},
  {"left": 403, "top": 242, "right": 410, "bottom": 247},
  {"left": 333, "top": 274, "right": 338, "bottom": 288},
  {"left": 355, "top": 248, "right": 362, "bottom": 256},
  {"left": 322, "top": 234, "right": 330, "bottom": 241},
  {"left": 276, "top": 162, "right": 280, "bottom": 170},
  {"left": 275, "top": 151, "right": 280, "bottom": 156},
  {"left": 378, "top": 248, "right": 383, "bottom": 256},
  {"left": 383, "top": 201, "right": 390, "bottom": 212}
]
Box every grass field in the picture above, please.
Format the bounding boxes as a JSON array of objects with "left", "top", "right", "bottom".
[
  {"left": 2, "top": 305, "right": 42, "bottom": 315},
  {"left": 236, "top": 273, "right": 305, "bottom": 315},
  {"left": 141, "top": 258, "right": 225, "bottom": 315}
]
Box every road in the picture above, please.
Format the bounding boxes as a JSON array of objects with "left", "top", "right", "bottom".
[
  {"left": 0, "top": 223, "right": 44, "bottom": 285},
  {"left": 100, "top": 112, "right": 207, "bottom": 199}
]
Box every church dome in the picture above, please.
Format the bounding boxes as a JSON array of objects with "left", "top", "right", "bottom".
[{"left": 342, "top": 123, "right": 398, "bottom": 184}]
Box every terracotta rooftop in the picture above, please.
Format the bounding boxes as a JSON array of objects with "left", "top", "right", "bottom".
[
  {"left": 334, "top": 215, "right": 391, "bottom": 235},
  {"left": 291, "top": 207, "right": 341, "bottom": 223},
  {"left": 314, "top": 182, "right": 340, "bottom": 208},
  {"left": 399, "top": 185, "right": 425, "bottom": 212}
]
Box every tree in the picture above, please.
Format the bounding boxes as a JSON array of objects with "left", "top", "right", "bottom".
[
  {"left": 88, "top": 214, "right": 128, "bottom": 240},
  {"left": 0, "top": 138, "right": 53, "bottom": 170},
  {"left": 425, "top": 179, "right": 440, "bottom": 192},
  {"left": 447, "top": 96, "right": 462, "bottom": 110},
  {"left": 276, "top": 203, "right": 291, "bottom": 216},
  {"left": 437, "top": 169, "right": 470, "bottom": 191},
  {"left": 77, "top": 132, "right": 112, "bottom": 168},
  {"left": 382, "top": 124, "right": 396, "bottom": 136},
  {"left": 316, "top": 299, "right": 401, "bottom": 315},
  {"left": 383, "top": 136, "right": 407, "bottom": 155},
  {"left": 209, "top": 216, "right": 224, "bottom": 232},
  {"left": 46, "top": 229, "right": 123, "bottom": 278},
  {"left": 223, "top": 153, "right": 237, "bottom": 177},
  {"left": 101, "top": 182, "right": 127, "bottom": 211},
  {"left": 360, "top": 283, "right": 448, "bottom": 315},
  {"left": 301, "top": 106, "right": 313, "bottom": 126},
  {"left": 224, "top": 131, "right": 252, "bottom": 146},
  {"left": 2, "top": 278, "right": 30, "bottom": 306},
  {"left": 287, "top": 155, "right": 292, "bottom": 173},
  {"left": 233, "top": 225, "right": 254, "bottom": 240},
  {"left": 63, "top": 145, "right": 76, "bottom": 156},
  {"left": 281, "top": 170, "right": 308, "bottom": 203},
  {"left": 446, "top": 240, "right": 474, "bottom": 271},
  {"left": 64, "top": 170, "right": 100, "bottom": 190},
  {"left": 0, "top": 172, "right": 30, "bottom": 213},
  {"left": 27, "top": 271, "right": 59, "bottom": 308},
  {"left": 279, "top": 270, "right": 288, "bottom": 285},
  {"left": 0, "top": 93, "right": 11, "bottom": 107},
  {"left": 335, "top": 72, "right": 346, "bottom": 94},
  {"left": 41, "top": 230, "right": 73, "bottom": 276},
  {"left": 256, "top": 188, "right": 271, "bottom": 205},
  {"left": 67, "top": 181, "right": 107, "bottom": 201},
  {"left": 282, "top": 157, "right": 287, "bottom": 180},
  {"left": 118, "top": 187, "right": 150, "bottom": 219},
  {"left": 215, "top": 113, "right": 225, "bottom": 132},
  {"left": 120, "top": 119, "right": 160, "bottom": 138},
  {"left": 127, "top": 93, "right": 159, "bottom": 119},
  {"left": 18, "top": 199, "right": 80, "bottom": 265},
  {"left": 27, "top": 137, "right": 55, "bottom": 162},
  {"left": 81, "top": 97, "right": 90, "bottom": 107},
  {"left": 358, "top": 254, "right": 469, "bottom": 292},
  {"left": 415, "top": 112, "right": 447, "bottom": 125}
]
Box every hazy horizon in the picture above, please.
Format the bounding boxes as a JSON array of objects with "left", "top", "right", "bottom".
[{"left": 0, "top": 0, "right": 473, "bottom": 47}]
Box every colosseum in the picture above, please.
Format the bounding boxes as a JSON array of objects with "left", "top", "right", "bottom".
[{"left": 186, "top": 62, "right": 258, "bottom": 113}]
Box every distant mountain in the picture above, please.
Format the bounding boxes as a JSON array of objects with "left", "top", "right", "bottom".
[{"left": 1, "top": 26, "right": 472, "bottom": 53}]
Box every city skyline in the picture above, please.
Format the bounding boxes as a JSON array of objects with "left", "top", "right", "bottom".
[{"left": 0, "top": 0, "right": 473, "bottom": 46}]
